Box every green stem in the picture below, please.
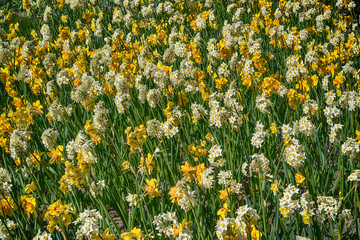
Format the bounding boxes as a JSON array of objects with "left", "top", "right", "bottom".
[
  {"left": 192, "top": 208, "right": 205, "bottom": 240},
  {"left": 259, "top": 176, "right": 267, "bottom": 238}
]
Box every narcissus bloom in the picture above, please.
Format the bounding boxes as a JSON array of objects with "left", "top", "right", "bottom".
[
  {"left": 142, "top": 179, "right": 160, "bottom": 198},
  {"left": 120, "top": 227, "right": 143, "bottom": 240},
  {"left": 20, "top": 194, "right": 37, "bottom": 216},
  {"left": 25, "top": 182, "right": 37, "bottom": 194},
  {"left": 47, "top": 145, "right": 65, "bottom": 164},
  {"left": 44, "top": 200, "right": 72, "bottom": 233},
  {"left": 295, "top": 172, "right": 306, "bottom": 186}
]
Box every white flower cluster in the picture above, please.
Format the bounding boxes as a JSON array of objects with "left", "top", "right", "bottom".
[
  {"left": 90, "top": 180, "right": 106, "bottom": 196},
  {"left": 256, "top": 93, "right": 272, "bottom": 114},
  {"left": 218, "top": 170, "right": 232, "bottom": 185},
  {"left": 65, "top": 0, "right": 84, "bottom": 10},
  {"left": 22, "top": 156, "right": 39, "bottom": 177},
  {"left": 224, "top": 86, "right": 243, "bottom": 131},
  {"left": 218, "top": 170, "right": 243, "bottom": 194},
  {"left": 146, "top": 63, "right": 167, "bottom": 89},
  {"left": 216, "top": 217, "right": 246, "bottom": 240},
  {"left": 236, "top": 204, "right": 260, "bottom": 223},
  {"left": 56, "top": 69, "right": 73, "bottom": 86},
  {"left": 302, "top": 99, "right": 318, "bottom": 116},
  {"left": 277, "top": 84, "right": 288, "bottom": 97},
  {"left": 285, "top": 55, "right": 308, "bottom": 83},
  {"left": 196, "top": 15, "right": 206, "bottom": 30},
  {"left": 16, "top": 65, "right": 32, "bottom": 82},
  {"left": 217, "top": 63, "right": 230, "bottom": 78},
  {"left": 208, "top": 145, "right": 225, "bottom": 167},
  {"left": 243, "top": 59, "right": 254, "bottom": 78},
  {"left": 347, "top": 169, "right": 360, "bottom": 182},
  {"left": 209, "top": 92, "right": 238, "bottom": 128},
  {"left": 153, "top": 211, "right": 193, "bottom": 240},
  {"left": 281, "top": 124, "right": 293, "bottom": 137},
  {"left": 20, "top": 41, "right": 35, "bottom": 62},
  {"left": 0, "top": 39, "right": 11, "bottom": 65},
  {"left": 0, "top": 219, "right": 16, "bottom": 240},
  {"left": 305, "top": 50, "right": 317, "bottom": 64},
  {"left": 280, "top": 185, "right": 300, "bottom": 218},
  {"left": 285, "top": 32, "right": 298, "bottom": 47},
  {"left": 40, "top": 24, "right": 52, "bottom": 46},
  {"left": 250, "top": 153, "right": 270, "bottom": 175},
  {"left": 338, "top": 209, "right": 353, "bottom": 221},
  {"left": 41, "top": 128, "right": 59, "bottom": 151},
  {"left": 299, "top": 191, "right": 316, "bottom": 223},
  {"left": 201, "top": 167, "right": 214, "bottom": 189},
  {"left": 44, "top": 44, "right": 57, "bottom": 60},
  {"left": 147, "top": 89, "right": 162, "bottom": 108},
  {"left": 66, "top": 131, "right": 97, "bottom": 163},
  {"left": 339, "top": 91, "right": 360, "bottom": 111},
  {"left": 317, "top": 196, "right": 340, "bottom": 220},
  {"left": 71, "top": 73, "right": 103, "bottom": 105},
  {"left": 207, "top": 38, "right": 220, "bottom": 64},
  {"left": 293, "top": 116, "right": 316, "bottom": 136},
  {"left": 216, "top": 205, "right": 259, "bottom": 240},
  {"left": 175, "top": 179, "right": 197, "bottom": 212},
  {"left": 33, "top": 230, "right": 52, "bottom": 240},
  {"left": 279, "top": 186, "right": 351, "bottom": 224},
  {"left": 134, "top": 75, "right": 147, "bottom": 104},
  {"left": 125, "top": 193, "right": 138, "bottom": 206},
  {"left": 191, "top": 103, "right": 207, "bottom": 123},
  {"left": 242, "top": 153, "right": 271, "bottom": 178},
  {"left": 170, "top": 70, "right": 185, "bottom": 88},
  {"left": 299, "top": 29, "right": 308, "bottom": 41},
  {"left": 115, "top": 92, "right": 131, "bottom": 114},
  {"left": 47, "top": 100, "right": 73, "bottom": 122},
  {"left": 93, "top": 101, "right": 109, "bottom": 132},
  {"left": 341, "top": 138, "right": 360, "bottom": 160},
  {"left": 251, "top": 121, "right": 269, "bottom": 148},
  {"left": 180, "top": 59, "right": 197, "bottom": 79},
  {"left": 43, "top": 6, "right": 52, "bottom": 22},
  {"left": 0, "top": 168, "right": 12, "bottom": 197},
  {"left": 146, "top": 119, "right": 163, "bottom": 138},
  {"left": 329, "top": 123, "right": 343, "bottom": 144},
  {"left": 283, "top": 138, "right": 306, "bottom": 168},
  {"left": 9, "top": 37, "right": 20, "bottom": 52},
  {"left": 162, "top": 117, "right": 179, "bottom": 138},
  {"left": 153, "top": 212, "right": 178, "bottom": 237},
  {"left": 10, "top": 129, "right": 29, "bottom": 159},
  {"left": 74, "top": 209, "right": 102, "bottom": 239},
  {"left": 141, "top": 4, "right": 153, "bottom": 17},
  {"left": 114, "top": 73, "right": 130, "bottom": 94},
  {"left": 324, "top": 90, "right": 341, "bottom": 125},
  {"left": 155, "top": 2, "right": 174, "bottom": 15},
  {"left": 296, "top": 237, "right": 311, "bottom": 240},
  {"left": 174, "top": 41, "right": 187, "bottom": 58}
]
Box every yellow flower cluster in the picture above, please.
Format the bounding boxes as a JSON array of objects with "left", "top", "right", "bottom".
[{"left": 44, "top": 200, "right": 72, "bottom": 233}]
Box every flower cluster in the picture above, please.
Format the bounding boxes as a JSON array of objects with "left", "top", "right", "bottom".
[{"left": 74, "top": 209, "right": 103, "bottom": 239}]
